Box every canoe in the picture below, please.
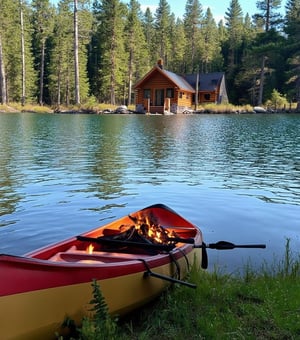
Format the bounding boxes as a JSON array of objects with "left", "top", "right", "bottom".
[{"left": 0, "top": 204, "right": 205, "bottom": 340}]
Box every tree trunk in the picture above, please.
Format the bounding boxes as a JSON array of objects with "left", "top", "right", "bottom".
[
  {"left": 258, "top": 56, "right": 266, "bottom": 106},
  {"left": 20, "top": 0, "right": 26, "bottom": 106},
  {"left": 297, "top": 78, "right": 300, "bottom": 111},
  {"left": 0, "top": 34, "right": 7, "bottom": 104},
  {"left": 39, "top": 39, "right": 45, "bottom": 106},
  {"left": 74, "top": 0, "right": 80, "bottom": 105},
  {"left": 127, "top": 49, "right": 133, "bottom": 106}
]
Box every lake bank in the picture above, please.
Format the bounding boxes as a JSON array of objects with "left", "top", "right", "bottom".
[
  {"left": 1, "top": 103, "right": 299, "bottom": 115},
  {"left": 72, "top": 240, "right": 300, "bottom": 339}
]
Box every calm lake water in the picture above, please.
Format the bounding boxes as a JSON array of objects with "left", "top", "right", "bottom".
[{"left": 0, "top": 112, "right": 299, "bottom": 273}]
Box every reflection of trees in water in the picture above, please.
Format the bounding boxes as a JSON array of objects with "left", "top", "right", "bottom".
[
  {"left": 0, "top": 168, "right": 22, "bottom": 226},
  {"left": 0, "top": 117, "right": 25, "bottom": 225}
]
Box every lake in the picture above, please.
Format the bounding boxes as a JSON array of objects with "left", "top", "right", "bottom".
[{"left": 0, "top": 112, "right": 299, "bottom": 273}]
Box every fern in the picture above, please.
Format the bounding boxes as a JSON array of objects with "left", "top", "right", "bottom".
[{"left": 79, "top": 279, "right": 118, "bottom": 340}]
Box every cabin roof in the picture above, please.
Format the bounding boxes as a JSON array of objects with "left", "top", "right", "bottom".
[
  {"left": 163, "top": 69, "right": 195, "bottom": 93},
  {"left": 184, "top": 72, "right": 224, "bottom": 91},
  {"left": 134, "top": 66, "right": 195, "bottom": 93}
]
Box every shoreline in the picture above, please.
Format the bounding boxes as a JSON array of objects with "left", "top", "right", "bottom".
[{"left": 1, "top": 103, "right": 299, "bottom": 115}]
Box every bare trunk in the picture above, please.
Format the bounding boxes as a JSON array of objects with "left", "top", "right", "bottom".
[
  {"left": 110, "top": 32, "right": 116, "bottom": 105},
  {"left": 74, "top": 0, "right": 80, "bottom": 104},
  {"left": 39, "top": 39, "right": 45, "bottom": 106},
  {"left": 127, "top": 49, "right": 133, "bottom": 106},
  {"left": 20, "top": 0, "right": 26, "bottom": 106},
  {"left": 258, "top": 56, "right": 266, "bottom": 106},
  {"left": 297, "top": 78, "right": 300, "bottom": 111},
  {"left": 0, "top": 34, "right": 7, "bottom": 104}
]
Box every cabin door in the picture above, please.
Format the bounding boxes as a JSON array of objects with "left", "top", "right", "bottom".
[{"left": 155, "top": 89, "right": 164, "bottom": 106}]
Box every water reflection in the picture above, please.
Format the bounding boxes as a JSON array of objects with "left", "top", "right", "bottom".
[{"left": 0, "top": 113, "right": 299, "bottom": 268}]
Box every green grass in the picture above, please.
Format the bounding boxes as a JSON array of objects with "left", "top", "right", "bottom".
[{"left": 64, "top": 239, "right": 300, "bottom": 339}]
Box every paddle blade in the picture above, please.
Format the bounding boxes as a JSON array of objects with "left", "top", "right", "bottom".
[{"left": 208, "top": 241, "right": 266, "bottom": 250}]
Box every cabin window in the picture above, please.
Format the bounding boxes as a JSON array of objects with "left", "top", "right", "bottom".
[
  {"left": 204, "top": 93, "right": 211, "bottom": 101},
  {"left": 179, "top": 92, "right": 184, "bottom": 99},
  {"left": 143, "top": 89, "right": 151, "bottom": 99},
  {"left": 166, "top": 88, "right": 174, "bottom": 98}
]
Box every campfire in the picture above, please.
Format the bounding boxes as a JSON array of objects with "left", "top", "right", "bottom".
[
  {"left": 124, "top": 214, "right": 178, "bottom": 245},
  {"left": 85, "top": 213, "right": 180, "bottom": 254}
]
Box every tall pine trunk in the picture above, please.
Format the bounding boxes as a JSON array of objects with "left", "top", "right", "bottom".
[
  {"left": 74, "top": 0, "right": 80, "bottom": 104},
  {"left": 127, "top": 49, "right": 133, "bottom": 106},
  {"left": 258, "top": 56, "right": 266, "bottom": 106},
  {"left": 39, "top": 39, "right": 45, "bottom": 106},
  {"left": 0, "top": 34, "right": 7, "bottom": 104},
  {"left": 20, "top": 0, "right": 26, "bottom": 106}
]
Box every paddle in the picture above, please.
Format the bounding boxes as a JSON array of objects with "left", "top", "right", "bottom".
[
  {"left": 164, "top": 237, "right": 266, "bottom": 250},
  {"left": 163, "top": 236, "right": 266, "bottom": 250},
  {"left": 76, "top": 235, "right": 175, "bottom": 252},
  {"left": 194, "top": 241, "right": 266, "bottom": 250}
]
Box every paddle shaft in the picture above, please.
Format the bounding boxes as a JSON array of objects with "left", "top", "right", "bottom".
[
  {"left": 194, "top": 241, "right": 266, "bottom": 250},
  {"left": 76, "top": 235, "right": 175, "bottom": 251}
]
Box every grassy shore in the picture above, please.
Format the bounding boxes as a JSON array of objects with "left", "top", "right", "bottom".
[
  {"left": 66, "top": 240, "right": 300, "bottom": 339},
  {"left": 1, "top": 102, "right": 298, "bottom": 115}
]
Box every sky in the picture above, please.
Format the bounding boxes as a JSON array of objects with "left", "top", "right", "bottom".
[
  {"left": 49, "top": 1, "right": 288, "bottom": 23},
  {"left": 136, "top": 0, "right": 288, "bottom": 22}
]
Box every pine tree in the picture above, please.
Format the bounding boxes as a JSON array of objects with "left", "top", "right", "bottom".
[
  {"left": 0, "top": 0, "right": 36, "bottom": 103},
  {"left": 142, "top": 8, "right": 156, "bottom": 67},
  {"left": 92, "top": 0, "right": 126, "bottom": 104},
  {"left": 0, "top": 34, "right": 6, "bottom": 104},
  {"left": 285, "top": 0, "right": 300, "bottom": 37},
  {"left": 125, "top": 0, "right": 148, "bottom": 105},
  {"left": 183, "top": 0, "right": 203, "bottom": 73},
  {"left": 49, "top": 0, "right": 75, "bottom": 106},
  {"left": 224, "top": 0, "right": 244, "bottom": 75},
  {"left": 253, "top": 0, "right": 283, "bottom": 105},
  {"left": 154, "top": 0, "right": 172, "bottom": 67},
  {"left": 200, "top": 7, "right": 221, "bottom": 73},
  {"left": 284, "top": 0, "right": 300, "bottom": 108},
  {"left": 168, "top": 17, "right": 186, "bottom": 74},
  {"left": 254, "top": 0, "right": 283, "bottom": 31},
  {"left": 48, "top": 0, "right": 91, "bottom": 106},
  {"left": 31, "top": 0, "right": 55, "bottom": 105}
]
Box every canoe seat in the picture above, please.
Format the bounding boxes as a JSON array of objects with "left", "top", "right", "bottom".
[{"left": 49, "top": 250, "right": 151, "bottom": 263}]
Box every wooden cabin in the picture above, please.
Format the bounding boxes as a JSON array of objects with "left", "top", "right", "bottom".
[{"left": 134, "top": 60, "right": 228, "bottom": 114}]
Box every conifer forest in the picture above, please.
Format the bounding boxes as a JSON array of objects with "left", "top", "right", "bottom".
[{"left": 0, "top": 0, "right": 299, "bottom": 108}]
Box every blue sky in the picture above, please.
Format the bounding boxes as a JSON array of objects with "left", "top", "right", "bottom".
[
  {"left": 49, "top": 0, "right": 287, "bottom": 22},
  {"left": 136, "top": 0, "right": 287, "bottom": 22}
]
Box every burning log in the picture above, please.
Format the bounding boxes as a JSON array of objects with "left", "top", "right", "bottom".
[{"left": 78, "top": 213, "right": 183, "bottom": 254}]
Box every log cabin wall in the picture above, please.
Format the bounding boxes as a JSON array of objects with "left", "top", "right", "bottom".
[
  {"left": 134, "top": 64, "right": 228, "bottom": 113},
  {"left": 135, "top": 70, "right": 194, "bottom": 113}
]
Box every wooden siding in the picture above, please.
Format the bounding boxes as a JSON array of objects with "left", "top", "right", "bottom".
[
  {"left": 198, "top": 91, "right": 218, "bottom": 103},
  {"left": 135, "top": 70, "right": 193, "bottom": 113},
  {"left": 176, "top": 90, "right": 193, "bottom": 107},
  {"left": 134, "top": 66, "right": 228, "bottom": 113}
]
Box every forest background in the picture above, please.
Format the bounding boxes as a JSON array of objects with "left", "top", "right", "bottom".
[{"left": 0, "top": 0, "right": 299, "bottom": 109}]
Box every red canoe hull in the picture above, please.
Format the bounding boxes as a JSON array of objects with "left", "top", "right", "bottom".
[{"left": 0, "top": 204, "right": 204, "bottom": 339}]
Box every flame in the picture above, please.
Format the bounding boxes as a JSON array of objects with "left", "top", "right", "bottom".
[
  {"left": 86, "top": 244, "right": 94, "bottom": 254},
  {"left": 127, "top": 213, "right": 176, "bottom": 245}
]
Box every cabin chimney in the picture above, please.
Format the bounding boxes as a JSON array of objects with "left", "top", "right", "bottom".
[{"left": 157, "top": 59, "right": 164, "bottom": 69}]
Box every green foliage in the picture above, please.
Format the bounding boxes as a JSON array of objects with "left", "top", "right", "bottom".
[
  {"left": 266, "top": 89, "right": 288, "bottom": 109},
  {"left": 118, "top": 239, "right": 300, "bottom": 339},
  {"left": 1, "top": 0, "right": 300, "bottom": 107},
  {"left": 59, "top": 239, "right": 300, "bottom": 339},
  {"left": 80, "top": 279, "right": 118, "bottom": 340}
]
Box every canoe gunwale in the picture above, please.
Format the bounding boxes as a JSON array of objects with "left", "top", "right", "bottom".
[{"left": 0, "top": 204, "right": 203, "bottom": 339}]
